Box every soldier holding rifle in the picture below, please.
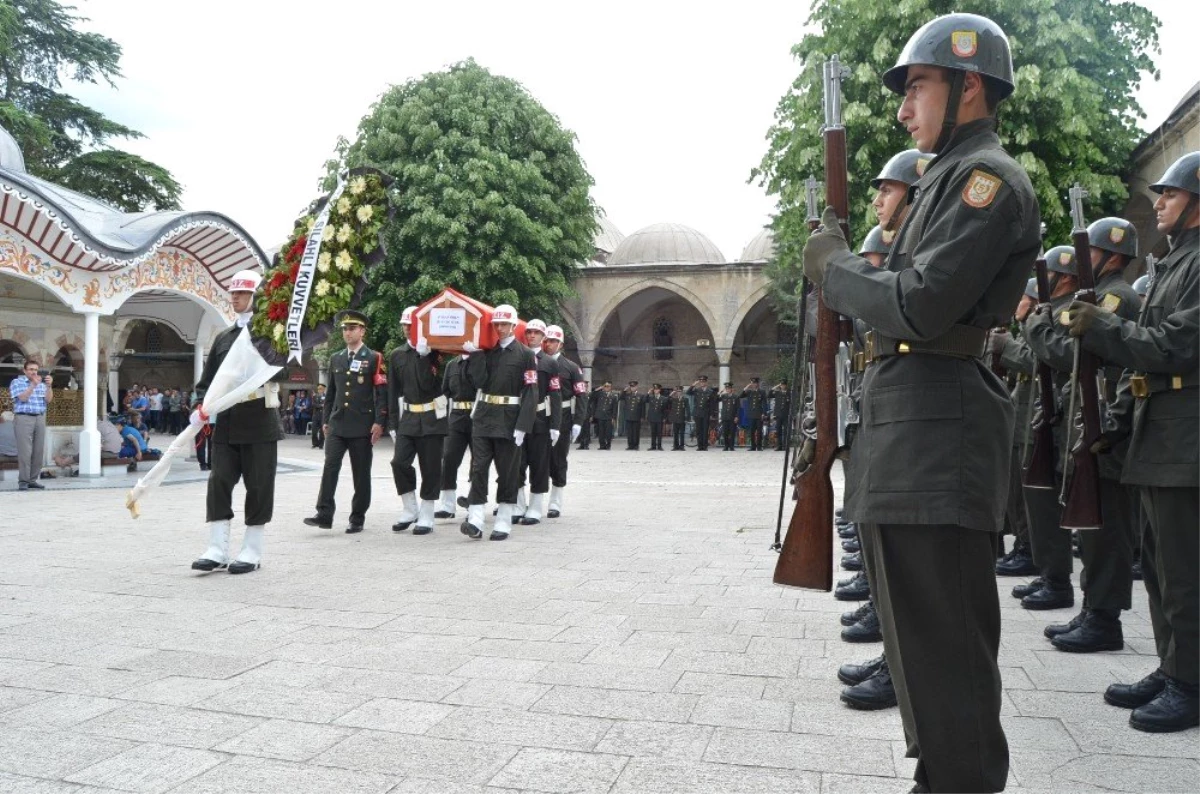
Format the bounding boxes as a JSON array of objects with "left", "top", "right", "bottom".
[{"left": 801, "top": 14, "right": 1040, "bottom": 792}]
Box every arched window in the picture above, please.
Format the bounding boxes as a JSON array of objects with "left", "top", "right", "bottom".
[
  {"left": 145, "top": 326, "right": 163, "bottom": 354},
  {"left": 652, "top": 316, "right": 673, "bottom": 360}
]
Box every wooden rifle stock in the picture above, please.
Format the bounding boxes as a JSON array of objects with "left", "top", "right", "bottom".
[
  {"left": 1060, "top": 184, "right": 1103, "bottom": 530},
  {"left": 775, "top": 56, "right": 850, "bottom": 591},
  {"left": 1023, "top": 256, "right": 1058, "bottom": 488}
]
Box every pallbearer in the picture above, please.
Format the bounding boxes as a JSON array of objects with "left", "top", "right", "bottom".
[
  {"left": 516, "top": 319, "right": 562, "bottom": 525},
  {"left": 544, "top": 324, "right": 586, "bottom": 515},
  {"left": 437, "top": 351, "right": 475, "bottom": 519}
]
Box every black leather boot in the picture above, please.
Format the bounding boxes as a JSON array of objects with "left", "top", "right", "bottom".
[
  {"left": 841, "top": 661, "right": 898, "bottom": 710},
  {"left": 841, "top": 536, "right": 861, "bottom": 553},
  {"left": 1130, "top": 679, "right": 1200, "bottom": 733},
  {"left": 995, "top": 540, "right": 1038, "bottom": 576},
  {"left": 837, "top": 654, "right": 885, "bottom": 686},
  {"left": 1011, "top": 577, "right": 1044, "bottom": 600},
  {"left": 841, "top": 601, "right": 872, "bottom": 627},
  {"left": 837, "top": 522, "right": 858, "bottom": 540},
  {"left": 834, "top": 570, "right": 871, "bottom": 602},
  {"left": 841, "top": 550, "right": 863, "bottom": 571},
  {"left": 1021, "top": 582, "right": 1074, "bottom": 610},
  {"left": 1043, "top": 608, "right": 1088, "bottom": 639},
  {"left": 841, "top": 602, "right": 882, "bottom": 643},
  {"left": 1105, "top": 669, "right": 1167, "bottom": 709},
  {"left": 1051, "top": 609, "right": 1123, "bottom": 652}
]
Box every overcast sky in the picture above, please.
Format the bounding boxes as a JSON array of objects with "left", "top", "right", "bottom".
[{"left": 66, "top": 0, "right": 1199, "bottom": 261}]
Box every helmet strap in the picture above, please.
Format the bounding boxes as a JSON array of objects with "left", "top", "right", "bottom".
[
  {"left": 1169, "top": 193, "right": 1199, "bottom": 240},
  {"left": 933, "top": 70, "right": 965, "bottom": 154}
]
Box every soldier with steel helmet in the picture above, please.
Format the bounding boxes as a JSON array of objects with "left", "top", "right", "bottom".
[
  {"left": 543, "top": 324, "right": 586, "bottom": 515},
  {"left": 386, "top": 306, "right": 447, "bottom": 536},
  {"left": 460, "top": 304, "right": 538, "bottom": 540},
  {"left": 801, "top": 13, "right": 1040, "bottom": 791},
  {"left": 1065, "top": 151, "right": 1199, "bottom": 733},
  {"left": 513, "top": 318, "right": 562, "bottom": 524},
  {"left": 190, "top": 269, "right": 284, "bottom": 575}
]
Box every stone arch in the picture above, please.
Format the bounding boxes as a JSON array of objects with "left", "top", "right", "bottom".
[
  {"left": 723, "top": 282, "right": 774, "bottom": 350},
  {"left": 589, "top": 278, "right": 719, "bottom": 345}
]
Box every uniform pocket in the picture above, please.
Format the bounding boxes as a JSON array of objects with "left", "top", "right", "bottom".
[
  {"left": 867, "top": 381, "right": 962, "bottom": 493},
  {"left": 1137, "top": 391, "right": 1199, "bottom": 466}
]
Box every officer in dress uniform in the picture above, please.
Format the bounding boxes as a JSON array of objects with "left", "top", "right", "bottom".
[
  {"left": 460, "top": 305, "right": 538, "bottom": 540},
  {"left": 687, "top": 375, "right": 716, "bottom": 450},
  {"left": 310, "top": 385, "right": 326, "bottom": 449},
  {"left": 593, "top": 382, "right": 618, "bottom": 450},
  {"left": 666, "top": 386, "right": 689, "bottom": 450},
  {"left": 1025, "top": 219, "right": 1141, "bottom": 650},
  {"left": 803, "top": 14, "right": 1040, "bottom": 791},
  {"left": 740, "top": 378, "right": 768, "bottom": 450},
  {"left": 189, "top": 270, "right": 284, "bottom": 575},
  {"left": 645, "top": 384, "right": 669, "bottom": 450},
  {"left": 304, "top": 311, "right": 387, "bottom": 533},
  {"left": 544, "top": 325, "right": 585, "bottom": 515},
  {"left": 1066, "top": 151, "right": 1199, "bottom": 733},
  {"left": 387, "top": 307, "right": 448, "bottom": 536},
  {"left": 576, "top": 382, "right": 594, "bottom": 450},
  {"left": 717, "top": 383, "right": 739, "bottom": 451},
  {"left": 438, "top": 352, "right": 475, "bottom": 518},
  {"left": 516, "top": 319, "right": 562, "bottom": 525},
  {"left": 769, "top": 380, "right": 791, "bottom": 451},
  {"left": 620, "top": 381, "right": 647, "bottom": 450}
]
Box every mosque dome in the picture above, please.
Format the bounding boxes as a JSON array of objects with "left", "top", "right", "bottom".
[
  {"left": 594, "top": 215, "right": 625, "bottom": 255},
  {"left": 0, "top": 124, "right": 27, "bottom": 173},
  {"left": 609, "top": 222, "right": 725, "bottom": 266},
  {"left": 740, "top": 228, "right": 776, "bottom": 262}
]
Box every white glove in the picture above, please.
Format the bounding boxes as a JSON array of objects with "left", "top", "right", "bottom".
[
  {"left": 550, "top": 429, "right": 561, "bottom": 445},
  {"left": 389, "top": 429, "right": 397, "bottom": 441},
  {"left": 570, "top": 424, "right": 582, "bottom": 443},
  {"left": 188, "top": 408, "right": 205, "bottom": 429},
  {"left": 513, "top": 429, "right": 525, "bottom": 447},
  {"left": 416, "top": 338, "right": 430, "bottom": 356},
  {"left": 463, "top": 340, "right": 478, "bottom": 354}
]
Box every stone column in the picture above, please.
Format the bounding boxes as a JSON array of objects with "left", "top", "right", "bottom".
[
  {"left": 78, "top": 312, "right": 102, "bottom": 477},
  {"left": 193, "top": 339, "right": 205, "bottom": 385}
]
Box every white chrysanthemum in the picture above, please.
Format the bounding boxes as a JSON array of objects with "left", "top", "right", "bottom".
[
  {"left": 315, "top": 280, "right": 331, "bottom": 297},
  {"left": 337, "top": 196, "right": 351, "bottom": 215},
  {"left": 335, "top": 250, "right": 354, "bottom": 271},
  {"left": 317, "top": 252, "right": 332, "bottom": 272},
  {"left": 273, "top": 323, "right": 285, "bottom": 339},
  {"left": 336, "top": 224, "right": 352, "bottom": 243},
  {"left": 350, "top": 176, "right": 367, "bottom": 195},
  {"left": 356, "top": 204, "right": 374, "bottom": 223},
  {"left": 304, "top": 217, "right": 315, "bottom": 232}
]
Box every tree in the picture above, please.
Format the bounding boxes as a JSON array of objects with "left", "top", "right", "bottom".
[
  {"left": 343, "top": 58, "right": 598, "bottom": 351},
  {"left": 0, "top": 0, "right": 181, "bottom": 210},
  {"left": 753, "top": 0, "right": 1160, "bottom": 313}
]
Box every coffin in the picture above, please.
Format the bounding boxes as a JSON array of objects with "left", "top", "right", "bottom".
[{"left": 410, "top": 288, "right": 527, "bottom": 353}]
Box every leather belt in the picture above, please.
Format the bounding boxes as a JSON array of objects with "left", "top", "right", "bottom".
[
  {"left": 562, "top": 398, "right": 573, "bottom": 410},
  {"left": 452, "top": 400, "right": 474, "bottom": 410},
  {"left": 865, "top": 325, "right": 988, "bottom": 364},
  {"left": 405, "top": 400, "right": 438, "bottom": 413},
  {"left": 1016, "top": 373, "right": 1032, "bottom": 383},
  {"left": 482, "top": 394, "right": 520, "bottom": 406},
  {"left": 537, "top": 397, "right": 551, "bottom": 414},
  {"left": 1129, "top": 371, "right": 1199, "bottom": 398}
]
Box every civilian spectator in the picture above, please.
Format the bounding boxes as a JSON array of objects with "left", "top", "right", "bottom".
[
  {"left": 294, "top": 390, "right": 311, "bottom": 436},
  {"left": 0, "top": 410, "right": 18, "bottom": 459},
  {"left": 148, "top": 388, "right": 163, "bottom": 431},
  {"left": 8, "top": 359, "right": 53, "bottom": 490}
]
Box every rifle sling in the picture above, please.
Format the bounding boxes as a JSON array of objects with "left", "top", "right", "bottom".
[{"left": 865, "top": 324, "right": 988, "bottom": 363}]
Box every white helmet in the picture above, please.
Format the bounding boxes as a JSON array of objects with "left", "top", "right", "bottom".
[
  {"left": 228, "top": 269, "right": 263, "bottom": 293},
  {"left": 545, "top": 325, "right": 565, "bottom": 342},
  {"left": 491, "top": 304, "right": 518, "bottom": 323},
  {"left": 400, "top": 306, "right": 417, "bottom": 325},
  {"left": 526, "top": 319, "right": 547, "bottom": 334}
]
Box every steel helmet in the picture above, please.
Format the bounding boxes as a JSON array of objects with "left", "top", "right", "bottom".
[
  {"left": 1044, "top": 245, "right": 1078, "bottom": 276},
  {"left": 1023, "top": 277, "right": 1038, "bottom": 300},
  {"left": 859, "top": 225, "right": 894, "bottom": 255},
  {"left": 545, "top": 325, "right": 565, "bottom": 342},
  {"left": 228, "top": 269, "right": 263, "bottom": 293},
  {"left": 525, "top": 319, "right": 547, "bottom": 334},
  {"left": 1087, "top": 218, "right": 1138, "bottom": 259},
  {"left": 1132, "top": 275, "right": 1150, "bottom": 297},
  {"left": 400, "top": 306, "right": 417, "bottom": 325},
  {"left": 883, "top": 13, "right": 1015, "bottom": 99},
  {"left": 491, "top": 304, "right": 518, "bottom": 324},
  {"left": 872, "top": 150, "right": 930, "bottom": 189},
  {"left": 1149, "top": 151, "right": 1200, "bottom": 195}
]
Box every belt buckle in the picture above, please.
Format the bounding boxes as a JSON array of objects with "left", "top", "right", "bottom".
[
  {"left": 895, "top": 341, "right": 910, "bottom": 354},
  {"left": 1129, "top": 375, "right": 1148, "bottom": 398},
  {"left": 1172, "top": 375, "right": 1183, "bottom": 390}
]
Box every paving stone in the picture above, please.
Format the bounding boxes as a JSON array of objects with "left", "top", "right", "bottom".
[
  {"left": 820, "top": 772, "right": 915, "bottom": 793},
  {"left": 672, "top": 671, "right": 771, "bottom": 698},
  {"left": 0, "top": 659, "right": 56, "bottom": 683},
  {"left": 530, "top": 662, "right": 682, "bottom": 693},
  {"left": 0, "top": 686, "right": 52, "bottom": 714},
  {"left": 487, "top": 747, "right": 627, "bottom": 793},
  {"left": 532, "top": 685, "right": 697, "bottom": 722},
  {"left": 328, "top": 669, "right": 466, "bottom": 702},
  {"left": 594, "top": 720, "right": 714, "bottom": 760},
  {"left": 428, "top": 706, "right": 612, "bottom": 751},
  {"left": 1000, "top": 715, "right": 1079, "bottom": 752},
  {"left": 0, "top": 693, "right": 123, "bottom": 730},
  {"left": 690, "top": 694, "right": 792, "bottom": 731},
  {"left": 0, "top": 727, "right": 135, "bottom": 779},
  {"left": 619, "top": 631, "right": 751, "bottom": 654},
  {"left": 1064, "top": 718, "right": 1200, "bottom": 759},
  {"left": 315, "top": 730, "right": 518, "bottom": 783},
  {"left": 1053, "top": 753, "right": 1199, "bottom": 792},
  {"left": 198, "top": 683, "right": 368, "bottom": 723},
  {"left": 64, "top": 743, "right": 223, "bottom": 792},
  {"left": 334, "top": 697, "right": 454, "bottom": 733},
  {"left": 76, "top": 701, "right": 262, "bottom": 748},
  {"left": 467, "top": 639, "right": 593, "bottom": 663},
  {"left": 704, "top": 727, "right": 894, "bottom": 775},
  {"left": 440, "top": 678, "right": 552, "bottom": 709},
  {"left": 611, "top": 758, "right": 819, "bottom": 793},
  {"left": 14, "top": 664, "right": 156, "bottom": 697},
  {"left": 663, "top": 649, "right": 799, "bottom": 678},
  {"left": 213, "top": 718, "right": 355, "bottom": 761},
  {"left": 110, "top": 676, "right": 243, "bottom": 707}
]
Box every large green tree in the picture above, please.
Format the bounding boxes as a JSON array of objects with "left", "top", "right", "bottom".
[
  {"left": 0, "top": 0, "right": 181, "bottom": 210},
  {"left": 754, "top": 0, "right": 1160, "bottom": 314},
  {"left": 341, "top": 58, "right": 598, "bottom": 352}
]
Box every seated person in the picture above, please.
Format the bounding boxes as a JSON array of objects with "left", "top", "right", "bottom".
[
  {"left": 97, "top": 416, "right": 125, "bottom": 457},
  {"left": 0, "top": 410, "right": 17, "bottom": 459}
]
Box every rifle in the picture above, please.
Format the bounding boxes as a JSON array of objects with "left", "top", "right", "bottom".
[
  {"left": 774, "top": 56, "right": 850, "bottom": 591},
  {"left": 1144, "top": 253, "right": 1158, "bottom": 293},
  {"left": 773, "top": 175, "right": 821, "bottom": 552},
  {"left": 1023, "top": 253, "right": 1057, "bottom": 488},
  {"left": 1058, "top": 184, "right": 1103, "bottom": 530}
]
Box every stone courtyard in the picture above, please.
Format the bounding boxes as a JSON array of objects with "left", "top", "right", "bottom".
[{"left": 0, "top": 439, "right": 1195, "bottom": 793}]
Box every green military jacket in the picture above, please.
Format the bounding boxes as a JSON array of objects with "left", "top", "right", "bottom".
[
  {"left": 196, "top": 325, "right": 285, "bottom": 446},
  {"left": 592, "top": 390, "right": 619, "bottom": 420},
  {"left": 388, "top": 343, "right": 447, "bottom": 437},
  {"left": 822, "top": 118, "right": 1041, "bottom": 532},
  {"left": 718, "top": 392, "right": 739, "bottom": 422},
  {"left": 465, "top": 338, "right": 538, "bottom": 438},
  {"left": 740, "top": 387, "right": 767, "bottom": 419},
  {"left": 687, "top": 385, "right": 717, "bottom": 421},
  {"left": 620, "top": 389, "right": 647, "bottom": 421},
  {"left": 323, "top": 345, "right": 388, "bottom": 438},
  {"left": 646, "top": 393, "right": 669, "bottom": 423},
  {"left": 665, "top": 392, "right": 689, "bottom": 424}
]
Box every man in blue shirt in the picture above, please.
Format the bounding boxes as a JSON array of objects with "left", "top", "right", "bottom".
[{"left": 8, "top": 359, "right": 53, "bottom": 491}]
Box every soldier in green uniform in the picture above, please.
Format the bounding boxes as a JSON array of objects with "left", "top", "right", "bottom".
[
  {"left": 687, "top": 375, "right": 716, "bottom": 450},
  {"left": 592, "top": 382, "right": 617, "bottom": 450},
  {"left": 1025, "top": 219, "right": 1141, "bottom": 650},
  {"left": 304, "top": 311, "right": 387, "bottom": 534},
  {"left": 310, "top": 384, "right": 326, "bottom": 449},
  {"left": 620, "top": 381, "right": 647, "bottom": 450},
  {"left": 645, "top": 384, "right": 669, "bottom": 450},
  {"left": 460, "top": 305, "right": 539, "bottom": 540},
  {"left": 803, "top": 14, "right": 1040, "bottom": 791},
  {"left": 717, "top": 383, "right": 739, "bottom": 451},
  {"left": 577, "top": 382, "right": 595, "bottom": 450},
  {"left": 438, "top": 352, "right": 475, "bottom": 519},
  {"left": 544, "top": 325, "right": 586, "bottom": 515},
  {"left": 740, "top": 378, "right": 767, "bottom": 450},
  {"left": 1066, "top": 151, "right": 1199, "bottom": 732},
  {"left": 387, "top": 306, "right": 448, "bottom": 536},
  {"left": 190, "top": 270, "right": 284, "bottom": 575},
  {"left": 769, "top": 380, "right": 791, "bottom": 451},
  {"left": 666, "top": 386, "right": 689, "bottom": 450}
]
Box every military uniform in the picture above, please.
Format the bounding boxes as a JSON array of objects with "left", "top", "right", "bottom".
[
  {"left": 310, "top": 389, "right": 326, "bottom": 448},
  {"left": 577, "top": 386, "right": 596, "bottom": 449},
  {"left": 439, "top": 355, "right": 475, "bottom": 513},
  {"left": 717, "top": 389, "right": 739, "bottom": 451},
  {"left": 812, "top": 15, "right": 1041, "bottom": 784},
  {"left": 687, "top": 381, "right": 716, "bottom": 450},
  {"left": 548, "top": 351, "right": 586, "bottom": 512},
  {"left": 515, "top": 348, "right": 562, "bottom": 523},
  {"left": 996, "top": 332, "right": 1036, "bottom": 563},
  {"left": 740, "top": 385, "right": 767, "bottom": 450},
  {"left": 645, "top": 390, "right": 669, "bottom": 450},
  {"left": 387, "top": 340, "right": 447, "bottom": 532},
  {"left": 621, "top": 387, "right": 647, "bottom": 450},
  {"left": 314, "top": 344, "right": 388, "bottom": 529},
  {"left": 769, "top": 384, "right": 791, "bottom": 450},
  {"left": 593, "top": 388, "right": 619, "bottom": 449},
  {"left": 666, "top": 389, "right": 689, "bottom": 449}
]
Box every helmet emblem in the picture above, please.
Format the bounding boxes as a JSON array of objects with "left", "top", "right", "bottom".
[
  {"left": 1059, "top": 252, "right": 1072, "bottom": 266},
  {"left": 951, "top": 30, "right": 977, "bottom": 57},
  {"left": 916, "top": 158, "right": 930, "bottom": 176},
  {"left": 1109, "top": 227, "right": 1125, "bottom": 244}
]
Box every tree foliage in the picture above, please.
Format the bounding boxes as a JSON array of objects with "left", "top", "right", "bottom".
[
  {"left": 0, "top": 0, "right": 181, "bottom": 210},
  {"left": 342, "top": 59, "right": 598, "bottom": 352},
  {"left": 753, "top": 0, "right": 1160, "bottom": 314}
]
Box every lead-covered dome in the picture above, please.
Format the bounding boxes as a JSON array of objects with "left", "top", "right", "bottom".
[
  {"left": 609, "top": 222, "right": 725, "bottom": 266},
  {"left": 740, "top": 228, "right": 776, "bottom": 262}
]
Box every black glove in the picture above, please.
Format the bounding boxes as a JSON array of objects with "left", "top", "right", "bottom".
[
  {"left": 1065, "top": 301, "right": 1104, "bottom": 338},
  {"left": 802, "top": 206, "right": 848, "bottom": 286}
]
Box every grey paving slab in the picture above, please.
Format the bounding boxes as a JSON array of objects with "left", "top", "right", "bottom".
[
  {"left": 76, "top": 702, "right": 262, "bottom": 749},
  {"left": 529, "top": 661, "right": 682, "bottom": 693},
  {"left": 197, "top": 683, "right": 368, "bottom": 723},
  {"left": 594, "top": 720, "right": 714, "bottom": 760},
  {"left": 0, "top": 727, "right": 136, "bottom": 779},
  {"left": 427, "top": 706, "right": 613, "bottom": 751},
  {"left": 532, "top": 684, "right": 698, "bottom": 722},
  {"left": 169, "top": 756, "right": 398, "bottom": 793},
  {"left": 212, "top": 718, "right": 356, "bottom": 761},
  {"left": 0, "top": 772, "right": 94, "bottom": 793},
  {"left": 63, "top": 743, "right": 222, "bottom": 793},
  {"left": 704, "top": 727, "right": 895, "bottom": 776},
  {"left": 0, "top": 693, "right": 124, "bottom": 730},
  {"left": 334, "top": 697, "right": 455, "bottom": 733},
  {"left": 440, "top": 677, "right": 552, "bottom": 709},
  {"left": 611, "top": 758, "right": 820, "bottom": 793},
  {"left": 672, "top": 670, "right": 772, "bottom": 698},
  {"left": 689, "top": 694, "right": 793, "bottom": 731},
  {"left": 487, "top": 747, "right": 627, "bottom": 793},
  {"left": 1052, "top": 753, "right": 1199, "bottom": 792},
  {"left": 315, "top": 730, "right": 518, "bottom": 783}
]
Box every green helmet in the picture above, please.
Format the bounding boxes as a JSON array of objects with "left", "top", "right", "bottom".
[
  {"left": 1086, "top": 217, "right": 1138, "bottom": 259},
  {"left": 1023, "top": 277, "right": 1038, "bottom": 300},
  {"left": 1149, "top": 151, "right": 1199, "bottom": 195},
  {"left": 1045, "top": 245, "right": 1078, "bottom": 276},
  {"left": 871, "top": 150, "right": 931, "bottom": 189},
  {"left": 883, "top": 13, "right": 1015, "bottom": 99},
  {"left": 859, "top": 225, "right": 895, "bottom": 255}
]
